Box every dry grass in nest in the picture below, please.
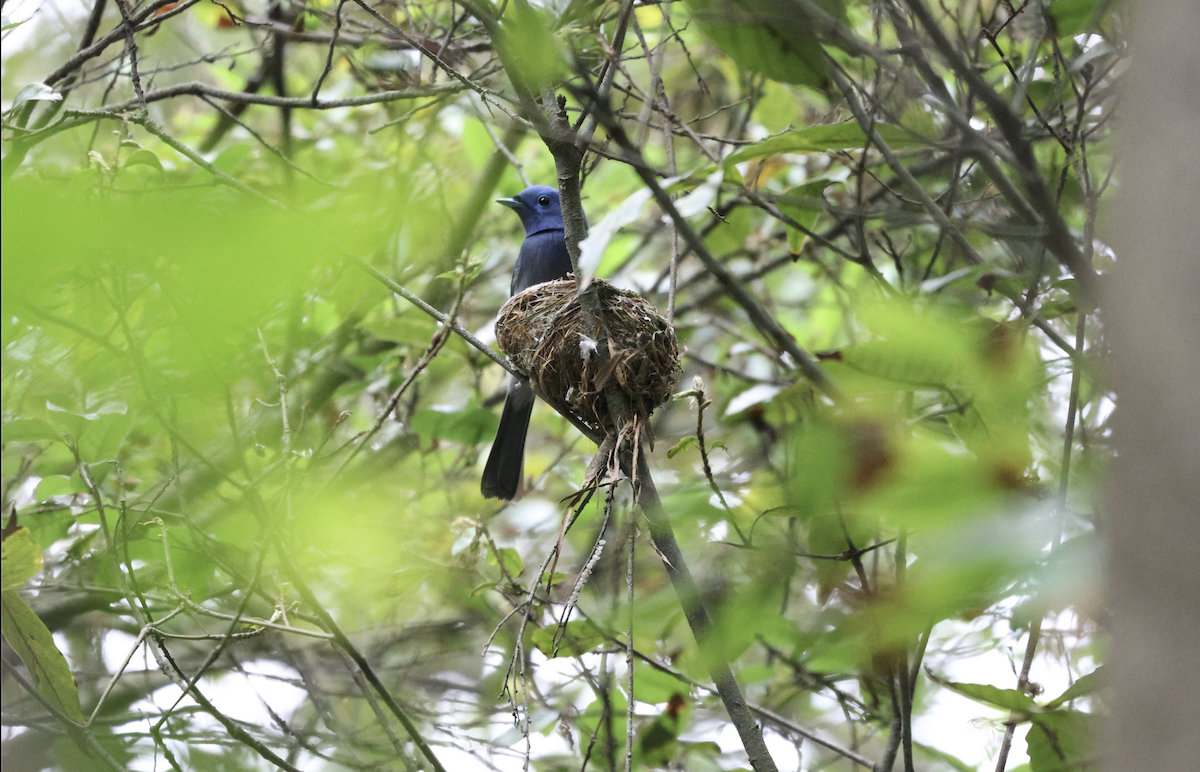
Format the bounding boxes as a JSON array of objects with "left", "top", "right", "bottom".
[{"left": 495, "top": 278, "right": 682, "bottom": 434}]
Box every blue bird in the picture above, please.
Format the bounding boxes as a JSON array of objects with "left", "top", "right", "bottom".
[{"left": 482, "top": 185, "right": 578, "bottom": 500}]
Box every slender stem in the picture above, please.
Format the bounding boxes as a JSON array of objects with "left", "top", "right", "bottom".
[
  {"left": 995, "top": 311, "right": 1087, "bottom": 771},
  {"left": 896, "top": 531, "right": 914, "bottom": 772},
  {"left": 625, "top": 518, "right": 636, "bottom": 772},
  {"left": 1, "top": 659, "right": 127, "bottom": 772},
  {"left": 625, "top": 450, "right": 781, "bottom": 772}
]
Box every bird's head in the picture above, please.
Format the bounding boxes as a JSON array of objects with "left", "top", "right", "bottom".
[{"left": 497, "top": 185, "right": 564, "bottom": 236}]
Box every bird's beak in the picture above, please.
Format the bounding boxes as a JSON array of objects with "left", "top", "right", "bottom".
[{"left": 496, "top": 197, "right": 522, "bottom": 210}]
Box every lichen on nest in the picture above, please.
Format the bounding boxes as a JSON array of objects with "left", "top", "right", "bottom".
[{"left": 495, "top": 278, "right": 682, "bottom": 434}]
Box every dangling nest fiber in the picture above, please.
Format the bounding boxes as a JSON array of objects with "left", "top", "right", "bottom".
[{"left": 495, "top": 278, "right": 682, "bottom": 435}]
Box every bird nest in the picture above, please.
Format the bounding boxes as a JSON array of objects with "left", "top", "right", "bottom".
[{"left": 495, "top": 278, "right": 682, "bottom": 434}]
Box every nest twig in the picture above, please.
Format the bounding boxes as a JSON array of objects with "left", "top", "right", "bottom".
[{"left": 495, "top": 279, "right": 682, "bottom": 436}]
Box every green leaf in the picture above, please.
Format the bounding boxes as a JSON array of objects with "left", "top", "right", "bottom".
[
  {"left": 529, "top": 620, "right": 607, "bottom": 658},
  {"left": 1047, "top": 0, "right": 1106, "bottom": 37},
  {"left": 411, "top": 402, "right": 499, "bottom": 446},
  {"left": 939, "top": 679, "right": 1039, "bottom": 714},
  {"left": 78, "top": 411, "right": 133, "bottom": 463},
  {"left": 913, "top": 741, "right": 976, "bottom": 772},
  {"left": 686, "top": 0, "right": 840, "bottom": 89},
  {"left": 35, "top": 474, "right": 79, "bottom": 501},
  {"left": 733, "top": 664, "right": 775, "bottom": 685},
  {"left": 12, "top": 82, "right": 62, "bottom": 108},
  {"left": 1, "top": 588, "right": 84, "bottom": 723},
  {"left": 499, "top": 4, "right": 568, "bottom": 91},
  {"left": 637, "top": 705, "right": 687, "bottom": 766},
  {"left": 45, "top": 401, "right": 128, "bottom": 441},
  {"left": 804, "top": 626, "right": 869, "bottom": 673},
  {"left": 470, "top": 581, "right": 501, "bottom": 597},
  {"left": 632, "top": 663, "right": 694, "bottom": 704},
  {"left": 486, "top": 547, "right": 525, "bottom": 578},
  {"left": 1037, "top": 297, "right": 1077, "bottom": 321},
  {"left": 1, "top": 417, "right": 61, "bottom": 443},
  {"left": 1044, "top": 667, "right": 1105, "bottom": 709},
  {"left": 362, "top": 315, "right": 437, "bottom": 343},
  {"left": 212, "top": 142, "right": 251, "bottom": 174},
  {"left": 776, "top": 180, "right": 831, "bottom": 254},
  {"left": 123, "top": 148, "right": 163, "bottom": 173},
  {"left": 667, "top": 436, "right": 698, "bottom": 459},
  {"left": 1027, "top": 710, "right": 1095, "bottom": 772},
  {"left": 2, "top": 528, "right": 43, "bottom": 590},
  {"left": 724, "top": 123, "right": 924, "bottom": 172}
]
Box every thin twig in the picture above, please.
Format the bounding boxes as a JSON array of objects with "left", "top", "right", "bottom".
[
  {"left": 311, "top": 0, "right": 348, "bottom": 103},
  {"left": 994, "top": 310, "right": 1087, "bottom": 771},
  {"left": 625, "top": 517, "right": 636, "bottom": 772},
  {"left": 1, "top": 658, "right": 127, "bottom": 772}
]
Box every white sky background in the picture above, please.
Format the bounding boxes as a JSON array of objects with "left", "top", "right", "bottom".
[{"left": 2, "top": 2, "right": 1102, "bottom": 770}]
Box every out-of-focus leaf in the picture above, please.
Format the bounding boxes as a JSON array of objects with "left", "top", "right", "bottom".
[
  {"left": 1, "top": 588, "right": 84, "bottom": 722},
  {"left": 937, "top": 678, "right": 1039, "bottom": 713},
  {"left": 411, "top": 401, "right": 498, "bottom": 445},
  {"left": 667, "top": 436, "right": 698, "bottom": 459},
  {"left": 724, "top": 123, "right": 924, "bottom": 171},
  {"left": 43, "top": 401, "right": 127, "bottom": 443},
  {"left": 1027, "top": 710, "right": 1095, "bottom": 772},
  {"left": 1037, "top": 298, "right": 1078, "bottom": 322},
  {"left": 362, "top": 315, "right": 437, "bottom": 343},
  {"left": 636, "top": 694, "right": 689, "bottom": 767},
  {"left": 2, "top": 182, "right": 342, "bottom": 357},
  {"left": 1, "top": 418, "right": 61, "bottom": 443},
  {"left": 776, "top": 180, "right": 831, "bottom": 254},
  {"left": 499, "top": 4, "right": 567, "bottom": 90},
  {"left": 710, "top": 586, "right": 797, "bottom": 663},
  {"left": 1045, "top": 667, "right": 1105, "bottom": 709},
  {"left": 212, "top": 142, "right": 251, "bottom": 174},
  {"left": 787, "top": 421, "right": 850, "bottom": 521},
  {"left": 632, "top": 663, "right": 693, "bottom": 704},
  {"left": 1046, "top": 0, "right": 1107, "bottom": 37},
  {"left": 839, "top": 335, "right": 960, "bottom": 386},
  {"left": 123, "top": 148, "right": 163, "bottom": 172},
  {"left": 12, "top": 83, "right": 62, "bottom": 107},
  {"left": 687, "top": 0, "right": 840, "bottom": 89},
  {"left": 1068, "top": 40, "right": 1116, "bottom": 75},
  {"left": 530, "top": 619, "right": 607, "bottom": 658},
  {"left": 486, "top": 547, "right": 525, "bottom": 578},
  {"left": 914, "top": 741, "right": 976, "bottom": 772},
  {"left": 804, "top": 622, "right": 870, "bottom": 673},
  {"left": 857, "top": 431, "right": 997, "bottom": 529},
  {"left": 78, "top": 411, "right": 133, "bottom": 463},
  {"left": 2, "top": 528, "right": 42, "bottom": 589},
  {"left": 35, "top": 475, "right": 79, "bottom": 501}
]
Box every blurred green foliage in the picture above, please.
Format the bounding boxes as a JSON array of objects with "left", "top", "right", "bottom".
[{"left": 1, "top": 0, "right": 1115, "bottom": 770}]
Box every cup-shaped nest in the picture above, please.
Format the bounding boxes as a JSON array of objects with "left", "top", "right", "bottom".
[{"left": 495, "top": 278, "right": 682, "bottom": 434}]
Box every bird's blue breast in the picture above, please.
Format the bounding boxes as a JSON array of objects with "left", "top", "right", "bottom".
[{"left": 511, "top": 229, "right": 573, "bottom": 295}]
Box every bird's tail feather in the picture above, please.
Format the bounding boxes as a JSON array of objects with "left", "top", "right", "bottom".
[{"left": 481, "top": 380, "right": 535, "bottom": 500}]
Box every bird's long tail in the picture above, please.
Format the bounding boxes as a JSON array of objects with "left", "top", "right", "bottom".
[{"left": 481, "top": 378, "right": 534, "bottom": 500}]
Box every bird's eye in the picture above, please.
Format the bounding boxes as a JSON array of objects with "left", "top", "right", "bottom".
[{"left": 537, "top": 195, "right": 551, "bottom": 206}]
